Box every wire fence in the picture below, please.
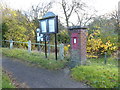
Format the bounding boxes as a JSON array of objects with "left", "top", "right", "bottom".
[
  {"left": 0, "top": 40, "right": 118, "bottom": 66},
  {"left": 0, "top": 40, "right": 64, "bottom": 60}
]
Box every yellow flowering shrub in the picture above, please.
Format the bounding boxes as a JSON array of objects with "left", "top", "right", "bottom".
[
  {"left": 87, "top": 30, "right": 117, "bottom": 57},
  {"left": 64, "top": 44, "right": 70, "bottom": 55},
  {"left": 64, "top": 46, "right": 69, "bottom": 52}
]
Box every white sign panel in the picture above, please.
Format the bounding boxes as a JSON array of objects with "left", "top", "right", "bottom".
[
  {"left": 36, "top": 28, "right": 40, "bottom": 33},
  {"left": 41, "top": 20, "right": 47, "bottom": 33},
  {"left": 40, "top": 34, "right": 44, "bottom": 41},
  {"left": 41, "top": 38, "right": 44, "bottom": 41},
  {"left": 48, "top": 19, "right": 55, "bottom": 33},
  {"left": 37, "top": 36, "right": 40, "bottom": 42},
  {"left": 37, "top": 34, "right": 44, "bottom": 42},
  {"left": 40, "top": 34, "right": 43, "bottom": 37},
  {"left": 37, "top": 33, "right": 39, "bottom": 37}
]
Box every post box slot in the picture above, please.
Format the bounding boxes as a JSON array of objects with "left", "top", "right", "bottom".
[{"left": 73, "top": 37, "right": 77, "bottom": 44}]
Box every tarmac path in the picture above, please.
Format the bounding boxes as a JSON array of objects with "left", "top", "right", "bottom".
[{"left": 2, "top": 56, "right": 90, "bottom": 88}]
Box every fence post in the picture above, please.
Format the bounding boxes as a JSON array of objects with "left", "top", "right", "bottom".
[
  {"left": 28, "top": 40, "right": 31, "bottom": 52},
  {"left": 10, "top": 40, "right": 13, "bottom": 49},
  {"left": 59, "top": 44, "right": 64, "bottom": 60},
  {"left": 104, "top": 52, "right": 107, "bottom": 64},
  {"left": 38, "top": 43, "right": 41, "bottom": 53}
]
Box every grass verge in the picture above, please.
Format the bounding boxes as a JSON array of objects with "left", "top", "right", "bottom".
[
  {"left": 1, "top": 48, "right": 67, "bottom": 70},
  {"left": 86, "top": 57, "right": 118, "bottom": 67},
  {"left": 2, "top": 72, "right": 15, "bottom": 88},
  {"left": 71, "top": 58, "right": 118, "bottom": 88}
]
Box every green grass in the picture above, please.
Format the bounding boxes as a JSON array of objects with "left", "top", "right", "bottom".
[
  {"left": 71, "top": 58, "right": 119, "bottom": 88},
  {"left": 2, "top": 72, "right": 15, "bottom": 88},
  {"left": 86, "top": 57, "right": 118, "bottom": 67},
  {"left": 1, "top": 48, "right": 67, "bottom": 70},
  {"left": 1, "top": 48, "right": 119, "bottom": 88}
]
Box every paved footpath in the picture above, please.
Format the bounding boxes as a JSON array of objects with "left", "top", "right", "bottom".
[{"left": 2, "top": 56, "right": 90, "bottom": 88}]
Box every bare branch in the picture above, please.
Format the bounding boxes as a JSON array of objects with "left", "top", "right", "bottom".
[
  {"left": 28, "top": 1, "right": 53, "bottom": 20},
  {"left": 60, "top": 0, "right": 85, "bottom": 27}
]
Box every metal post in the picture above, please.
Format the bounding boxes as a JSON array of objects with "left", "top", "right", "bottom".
[
  {"left": 45, "top": 34, "right": 47, "bottom": 58},
  {"left": 28, "top": 40, "right": 31, "bottom": 52},
  {"left": 55, "top": 33, "right": 57, "bottom": 60},
  {"left": 10, "top": 40, "right": 13, "bottom": 49},
  {"left": 39, "top": 42, "right": 41, "bottom": 53},
  {"left": 59, "top": 44, "right": 64, "bottom": 60},
  {"left": 48, "top": 41, "right": 50, "bottom": 57}
]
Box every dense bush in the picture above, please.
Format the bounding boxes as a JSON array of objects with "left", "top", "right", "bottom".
[
  {"left": 2, "top": 7, "right": 36, "bottom": 48},
  {"left": 87, "top": 30, "right": 117, "bottom": 57},
  {"left": 57, "top": 30, "right": 70, "bottom": 44}
]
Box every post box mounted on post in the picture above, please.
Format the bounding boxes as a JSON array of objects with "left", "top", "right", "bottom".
[{"left": 68, "top": 26, "right": 87, "bottom": 68}]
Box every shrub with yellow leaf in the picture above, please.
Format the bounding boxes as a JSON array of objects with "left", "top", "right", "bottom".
[
  {"left": 87, "top": 30, "right": 117, "bottom": 57},
  {"left": 64, "top": 44, "right": 70, "bottom": 54}
]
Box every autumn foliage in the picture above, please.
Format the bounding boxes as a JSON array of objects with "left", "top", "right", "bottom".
[{"left": 87, "top": 30, "right": 117, "bottom": 58}]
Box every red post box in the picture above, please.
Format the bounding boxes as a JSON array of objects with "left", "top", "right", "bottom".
[
  {"left": 71, "top": 33, "right": 78, "bottom": 50},
  {"left": 68, "top": 26, "right": 87, "bottom": 67}
]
